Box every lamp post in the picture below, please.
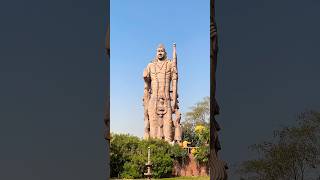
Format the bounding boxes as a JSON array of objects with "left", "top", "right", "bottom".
[{"left": 144, "top": 147, "right": 152, "bottom": 180}]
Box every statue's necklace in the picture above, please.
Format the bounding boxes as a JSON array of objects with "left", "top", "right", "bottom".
[{"left": 156, "top": 60, "right": 165, "bottom": 71}]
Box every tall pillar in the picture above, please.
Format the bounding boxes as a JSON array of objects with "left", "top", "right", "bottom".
[
  {"left": 104, "top": 0, "right": 110, "bottom": 179},
  {"left": 210, "top": 0, "right": 228, "bottom": 179}
]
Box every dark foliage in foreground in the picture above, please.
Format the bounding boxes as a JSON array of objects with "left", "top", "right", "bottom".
[{"left": 239, "top": 110, "right": 320, "bottom": 180}]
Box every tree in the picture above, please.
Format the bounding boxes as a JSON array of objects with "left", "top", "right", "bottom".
[
  {"left": 110, "top": 133, "right": 140, "bottom": 178},
  {"left": 181, "top": 97, "right": 211, "bottom": 164},
  {"left": 185, "top": 96, "right": 210, "bottom": 124},
  {"left": 193, "top": 124, "right": 210, "bottom": 164},
  {"left": 239, "top": 110, "right": 320, "bottom": 180},
  {"left": 182, "top": 96, "right": 210, "bottom": 147}
]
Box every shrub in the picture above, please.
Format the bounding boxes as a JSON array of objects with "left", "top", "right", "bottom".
[
  {"left": 110, "top": 133, "right": 140, "bottom": 178},
  {"left": 110, "top": 134, "right": 188, "bottom": 178}
]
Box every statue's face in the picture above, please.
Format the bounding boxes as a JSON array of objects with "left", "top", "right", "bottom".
[{"left": 156, "top": 48, "right": 166, "bottom": 60}]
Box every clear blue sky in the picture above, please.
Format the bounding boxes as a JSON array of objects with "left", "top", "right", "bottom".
[{"left": 110, "top": 0, "right": 210, "bottom": 137}]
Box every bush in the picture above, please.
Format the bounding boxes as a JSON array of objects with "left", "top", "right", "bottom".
[
  {"left": 193, "top": 145, "right": 209, "bottom": 163},
  {"left": 110, "top": 134, "right": 188, "bottom": 179},
  {"left": 170, "top": 143, "right": 188, "bottom": 164},
  {"left": 110, "top": 133, "right": 140, "bottom": 178}
]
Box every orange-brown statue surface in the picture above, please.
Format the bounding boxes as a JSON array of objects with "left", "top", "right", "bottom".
[{"left": 143, "top": 43, "right": 182, "bottom": 143}]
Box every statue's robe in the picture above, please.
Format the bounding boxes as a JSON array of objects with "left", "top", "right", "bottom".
[{"left": 143, "top": 59, "right": 177, "bottom": 142}]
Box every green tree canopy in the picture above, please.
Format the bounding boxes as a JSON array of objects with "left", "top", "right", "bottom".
[
  {"left": 182, "top": 96, "right": 210, "bottom": 147},
  {"left": 239, "top": 110, "right": 320, "bottom": 180},
  {"left": 181, "top": 97, "right": 210, "bottom": 164}
]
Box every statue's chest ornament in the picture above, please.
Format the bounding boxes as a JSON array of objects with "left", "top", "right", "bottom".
[
  {"left": 152, "top": 61, "right": 169, "bottom": 116},
  {"left": 156, "top": 97, "right": 167, "bottom": 117},
  {"left": 151, "top": 62, "right": 170, "bottom": 79},
  {"left": 155, "top": 61, "right": 166, "bottom": 74},
  {"left": 156, "top": 61, "right": 165, "bottom": 70}
]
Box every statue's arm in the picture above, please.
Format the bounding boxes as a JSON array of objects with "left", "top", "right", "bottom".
[
  {"left": 143, "top": 65, "right": 151, "bottom": 107},
  {"left": 143, "top": 65, "right": 151, "bottom": 139},
  {"left": 171, "top": 64, "right": 178, "bottom": 110}
]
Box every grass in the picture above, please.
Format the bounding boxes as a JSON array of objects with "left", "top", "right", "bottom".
[
  {"left": 112, "top": 176, "right": 210, "bottom": 180},
  {"left": 156, "top": 177, "right": 209, "bottom": 180}
]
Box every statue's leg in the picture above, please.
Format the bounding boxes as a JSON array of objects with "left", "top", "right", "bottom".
[
  {"left": 173, "top": 111, "right": 182, "bottom": 143},
  {"left": 158, "top": 116, "right": 164, "bottom": 139},
  {"left": 163, "top": 107, "right": 173, "bottom": 142},
  {"left": 143, "top": 114, "right": 150, "bottom": 140},
  {"left": 149, "top": 112, "right": 157, "bottom": 139},
  {"left": 148, "top": 101, "right": 157, "bottom": 139},
  {"left": 174, "top": 123, "right": 182, "bottom": 143}
]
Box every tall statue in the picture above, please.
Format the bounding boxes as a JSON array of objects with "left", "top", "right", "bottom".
[{"left": 143, "top": 43, "right": 182, "bottom": 143}]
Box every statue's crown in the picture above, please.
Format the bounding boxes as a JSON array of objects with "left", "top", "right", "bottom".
[{"left": 157, "top": 43, "right": 165, "bottom": 50}]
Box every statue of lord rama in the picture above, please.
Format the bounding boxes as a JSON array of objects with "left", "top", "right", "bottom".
[{"left": 143, "top": 43, "right": 182, "bottom": 143}]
